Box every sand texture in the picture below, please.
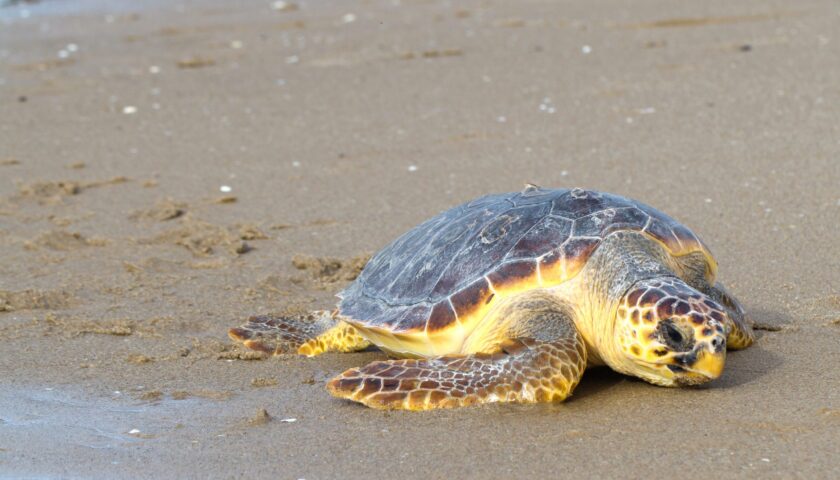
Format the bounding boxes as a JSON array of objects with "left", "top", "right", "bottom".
[{"left": 1, "top": 0, "right": 838, "bottom": 478}]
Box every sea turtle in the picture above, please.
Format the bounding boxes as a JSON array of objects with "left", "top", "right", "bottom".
[{"left": 229, "top": 186, "right": 754, "bottom": 410}]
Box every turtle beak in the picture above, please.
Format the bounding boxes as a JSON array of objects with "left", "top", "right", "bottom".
[
  {"left": 689, "top": 347, "right": 725, "bottom": 379},
  {"left": 670, "top": 338, "right": 726, "bottom": 385}
]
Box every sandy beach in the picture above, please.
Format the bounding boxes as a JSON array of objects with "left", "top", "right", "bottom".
[{"left": 1, "top": 0, "right": 838, "bottom": 478}]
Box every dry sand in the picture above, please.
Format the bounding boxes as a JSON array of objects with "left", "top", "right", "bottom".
[{"left": 1, "top": 0, "right": 839, "bottom": 478}]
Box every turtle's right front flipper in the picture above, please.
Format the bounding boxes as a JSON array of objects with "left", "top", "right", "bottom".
[
  {"left": 229, "top": 311, "right": 370, "bottom": 356},
  {"left": 327, "top": 337, "right": 587, "bottom": 410}
]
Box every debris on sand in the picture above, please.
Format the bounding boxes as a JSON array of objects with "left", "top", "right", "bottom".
[
  {"left": 752, "top": 321, "right": 784, "bottom": 332},
  {"left": 25, "top": 230, "right": 108, "bottom": 251},
  {"left": 291, "top": 253, "right": 370, "bottom": 287},
  {"left": 0, "top": 289, "right": 71, "bottom": 312},
  {"left": 217, "top": 343, "right": 268, "bottom": 360},
  {"left": 18, "top": 180, "right": 81, "bottom": 197},
  {"left": 247, "top": 408, "right": 273, "bottom": 427},
  {"left": 1, "top": 158, "right": 21, "bottom": 166},
  {"left": 136, "top": 390, "right": 163, "bottom": 402},
  {"left": 41, "top": 314, "right": 138, "bottom": 337},
  {"left": 171, "top": 390, "right": 233, "bottom": 401},
  {"left": 130, "top": 198, "right": 187, "bottom": 221},
  {"left": 269, "top": 218, "right": 337, "bottom": 230},
  {"left": 71, "top": 322, "right": 133, "bottom": 336},
  {"left": 251, "top": 377, "right": 279, "bottom": 388},
  {"left": 399, "top": 48, "right": 463, "bottom": 60},
  {"left": 145, "top": 216, "right": 251, "bottom": 257},
  {"left": 16, "top": 176, "right": 129, "bottom": 203},
  {"left": 237, "top": 224, "right": 268, "bottom": 240},
  {"left": 177, "top": 56, "right": 216, "bottom": 69},
  {"left": 127, "top": 353, "right": 154, "bottom": 364},
  {"left": 214, "top": 195, "right": 237, "bottom": 204}
]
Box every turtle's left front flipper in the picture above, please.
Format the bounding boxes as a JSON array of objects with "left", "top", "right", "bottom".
[
  {"left": 229, "top": 311, "right": 370, "bottom": 356},
  {"left": 327, "top": 337, "right": 587, "bottom": 410},
  {"left": 702, "top": 282, "right": 754, "bottom": 350}
]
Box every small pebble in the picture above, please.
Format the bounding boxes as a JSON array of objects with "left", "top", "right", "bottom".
[
  {"left": 280, "top": 418, "right": 297, "bottom": 423},
  {"left": 230, "top": 40, "right": 244, "bottom": 49},
  {"left": 341, "top": 13, "right": 357, "bottom": 23},
  {"left": 581, "top": 45, "right": 592, "bottom": 54},
  {"left": 271, "top": 1, "right": 297, "bottom": 11},
  {"left": 496, "top": 116, "right": 507, "bottom": 123},
  {"left": 149, "top": 65, "right": 161, "bottom": 74},
  {"left": 122, "top": 106, "right": 137, "bottom": 115},
  {"left": 220, "top": 185, "right": 232, "bottom": 193},
  {"left": 407, "top": 165, "right": 418, "bottom": 172},
  {"left": 128, "top": 429, "right": 140, "bottom": 434}
]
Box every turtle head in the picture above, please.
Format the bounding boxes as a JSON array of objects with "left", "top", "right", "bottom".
[{"left": 613, "top": 278, "right": 728, "bottom": 387}]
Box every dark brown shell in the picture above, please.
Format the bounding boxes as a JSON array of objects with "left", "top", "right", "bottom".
[{"left": 339, "top": 187, "right": 714, "bottom": 334}]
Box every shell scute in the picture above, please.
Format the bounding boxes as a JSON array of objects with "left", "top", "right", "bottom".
[
  {"left": 449, "top": 277, "right": 494, "bottom": 320},
  {"left": 427, "top": 301, "right": 457, "bottom": 332},
  {"left": 573, "top": 206, "right": 648, "bottom": 237},
  {"left": 487, "top": 260, "right": 538, "bottom": 292},
  {"left": 643, "top": 217, "right": 681, "bottom": 252},
  {"left": 392, "top": 304, "right": 432, "bottom": 332},
  {"left": 551, "top": 188, "right": 610, "bottom": 216},
  {"left": 507, "top": 215, "right": 572, "bottom": 260}
]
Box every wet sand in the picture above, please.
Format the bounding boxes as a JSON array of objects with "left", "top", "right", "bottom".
[{"left": 1, "top": 0, "right": 839, "bottom": 478}]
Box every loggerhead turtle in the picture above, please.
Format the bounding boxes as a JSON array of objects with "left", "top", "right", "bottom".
[{"left": 230, "top": 186, "right": 754, "bottom": 410}]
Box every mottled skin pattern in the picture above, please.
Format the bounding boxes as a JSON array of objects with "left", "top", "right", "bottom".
[{"left": 229, "top": 187, "right": 755, "bottom": 410}]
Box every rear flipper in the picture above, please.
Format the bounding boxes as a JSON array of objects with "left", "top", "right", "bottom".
[
  {"left": 228, "top": 311, "right": 371, "bottom": 357},
  {"left": 327, "top": 337, "right": 587, "bottom": 410},
  {"left": 704, "top": 283, "right": 754, "bottom": 350}
]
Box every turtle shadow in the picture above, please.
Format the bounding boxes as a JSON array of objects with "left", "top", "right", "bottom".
[
  {"left": 709, "top": 306, "right": 790, "bottom": 389},
  {"left": 748, "top": 306, "right": 798, "bottom": 333},
  {"left": 569, "top": 367, "right": 628, "bottom": 400},
  {"left": 712, "top": 345, "right": 781, "bottom": 389}
]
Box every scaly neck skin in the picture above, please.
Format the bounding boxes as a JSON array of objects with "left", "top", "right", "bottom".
[{"left": 572, "top": 232, "right": 677, "bottom": 372}]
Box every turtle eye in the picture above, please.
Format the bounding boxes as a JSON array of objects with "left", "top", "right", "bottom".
[{"left": 659, "top": 320, "right": 687, "bottom": 350}]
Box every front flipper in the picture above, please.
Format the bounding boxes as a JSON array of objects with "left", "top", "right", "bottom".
[
  {"left": 704, "top": 282, "right": 754, "bottom": 350},
  {"left": 228, "top": 311, "right": 371, "bottom": 357},
  {"left": 327, "top": 337, "right": 587, "bottom": 410}
]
